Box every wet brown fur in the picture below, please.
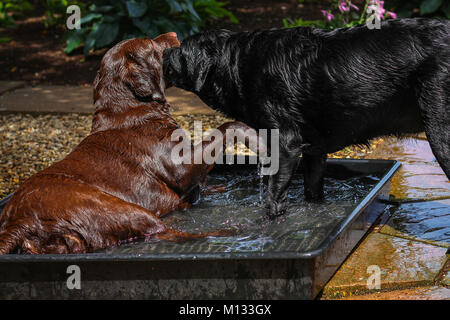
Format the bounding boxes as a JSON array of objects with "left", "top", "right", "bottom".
[{"left": 0, "top": 33, "right": 254, "bottom": 254}]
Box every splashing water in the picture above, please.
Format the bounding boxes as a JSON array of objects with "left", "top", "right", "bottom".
[{"left": 257, "top": 162, "right": 264, "bottom": 206}]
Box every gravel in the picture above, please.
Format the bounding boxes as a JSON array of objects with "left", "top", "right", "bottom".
[{"left": 0, "top": 113, "right": 380, "bottom": 198}]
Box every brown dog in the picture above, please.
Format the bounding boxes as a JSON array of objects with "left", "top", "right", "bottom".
[{"left": 0, "top": 33, "right": 262, "bottom": 254}]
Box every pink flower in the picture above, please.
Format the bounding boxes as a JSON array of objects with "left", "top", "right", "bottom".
[
  {"left": 369, "top": 0, "right": 397, "bottom": 20},
  {"left": 350, "top": 2, "right": 359, "bottom": 11},
  {"left": 369, "top": 0, "right": 386, "bottom": 20},
  {"left": 338, "top": 0, "right": 350, "bottom": 12},
  {"left": 387, "top": 11, "right": 397, "bottom": 19},
  {"left": 321, "top": 10, "right": 335, "bottom": 22},
  {"left": 338, "top": 0, "right": 359, "bottom": 13}
]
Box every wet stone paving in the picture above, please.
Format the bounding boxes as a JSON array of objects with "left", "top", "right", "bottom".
[{"left": 323, "top": 137, "right": 450, "bottom": 299}]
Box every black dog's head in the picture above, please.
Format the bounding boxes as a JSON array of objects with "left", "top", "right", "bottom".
[{"left": 163, "top": 30, "right": 233, "bottom": 94}]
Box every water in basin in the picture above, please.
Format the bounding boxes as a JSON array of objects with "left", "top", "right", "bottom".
[{"left": 101, "top": 169, "right": 382, "bottom": 255}]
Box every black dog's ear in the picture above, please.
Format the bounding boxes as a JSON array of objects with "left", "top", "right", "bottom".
[
  {"left": 163, "top": 47, "right": 182, "bottom": 74},
  {"left": 194, "top": 67, "right": 208, "bottom": 92},
  {"left": 193, "top": 49, "right": 213, "bottom": 92}
]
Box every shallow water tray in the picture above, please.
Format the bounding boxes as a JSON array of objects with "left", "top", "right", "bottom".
[{"left": 0, "top": 158, "right": 400, "bottom": 299}]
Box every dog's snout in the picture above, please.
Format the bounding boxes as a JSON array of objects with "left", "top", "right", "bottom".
[{"left": 152, "top": 92, "right": 164, "bottom": 102}]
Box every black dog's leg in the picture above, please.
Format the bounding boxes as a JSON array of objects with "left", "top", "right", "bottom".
[
  {"left": 266, "top": 131, "right": 303, "bottom": 218},
  {"left": 417, "top": 66, "right": 450, "bottom": 179},
  {"left": 423, "top": 118, "right": 450, "bottom": 180},
  {"left": 267, "top": 152, "right": 301, "bottom": 218},
  {"left": 302, "top": 153, "right": 327, "bottom": 201}
]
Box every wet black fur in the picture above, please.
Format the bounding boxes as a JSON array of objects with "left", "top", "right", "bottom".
[{"left": 163, "top": 18, "right": 450, "bottom": 217}]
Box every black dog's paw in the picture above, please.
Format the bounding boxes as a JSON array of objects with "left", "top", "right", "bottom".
[
  {"left": 267, "top": 201, "right": 287, "bottom": 219},
  {"left": 304, "top": 191, "right": 324, "bottom": 203}
]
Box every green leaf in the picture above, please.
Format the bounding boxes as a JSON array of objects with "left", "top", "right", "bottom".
[
  {"left": 83, "top": 31, "right": 97, "bottom": 55},
  {"left": 21, "top": 1, "right": 33, "bottom": 11},
  {"left": 83, "top": 22, "right": 100, "bottom": 55},
  {"left": 79, "top": 13, "right": 102, "bottom": 25},
  {"left": 420, "top": 0, "right": 443, "bottom": 15},
  {"left": 145, "top": 25, "right": 160, "bottom": 38},
  {"left": 65, "top": 32, "right": 83, "bottom": 54},
  {"left": 167, "top": 0, "right": 183, "bottom": 12},
  {"left": 0, "top": 37, "right": 12, "bottom": 43},
  {"left": 103, "top": 14, "right": 121, "bottom": 23},
  {"left": 194, "top": 0, "right": 238, "bottom": 23},
  {"left": 93, "top": 23, "right": 119, "bottom": 49},
  {"left": 203, "top": 7, "right": 238, "bottom": 23},
  {"left": 396, "top": 8, "right": 413, "bottom": 18},
  {"left": 91, "top": 5, "right": 115, "bottom": 13},
  {"left": 443, "top": 2, "right": 450, "bottom": 18},
  {"left": 4, "top": 3, "right": 15, "bottom": 10},
  {"left": 126, "top": 1, "right": 148, "bottom": 18},
  {"left": 283, "top": 18, "right": 326, "bottom": 28},
  {"left": 132, "top": 17, "right": 150, "bottom": 34},
  {"left": 182, "top": 1, "right": 201, "bottom": 21}
]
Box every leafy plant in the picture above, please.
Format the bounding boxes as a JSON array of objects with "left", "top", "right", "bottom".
[
  {"left": 283, "top": 18, "right": 328, "bottom": 29},
  {"left": 64, "top": 0, "right": 237, "bottom": 55},
  {"left": 195, "top": 0, "right": 238, "bottom": 24},
  {"left": 0, "top": 0, "right": 33, "bottom": 28},
  {"left": 0, "top": 36, "right": 12, "bottom": 43},
  {"left": 384, "top": 0, "right": 449, "bottom": 18},
  {"left": 284, "top": 0, "right": 397, "bottom": 29}
]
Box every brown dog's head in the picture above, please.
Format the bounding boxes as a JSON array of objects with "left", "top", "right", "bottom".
[{"left": 94, "top": 33, "right": 180, "bottom": 108}]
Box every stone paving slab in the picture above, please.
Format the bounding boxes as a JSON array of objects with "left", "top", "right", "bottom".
[
  {"left": 0, "top": 84, "right": 216, "bottom": 115},
  {"left": 322, "top": 233, "right": 448, "bottom": 298},
  {"left": 166, "top": 87, "right": 216, "bottom": 115},
  {"left": 363, "top": 138, "right": 450, "bottom": 201},
  {"left": 0, "top": 81, "right": 25, "bottom": 95},
  {"left": 379, "top": 199, "right": 450, "bottom": 248},
  {"left": 0, "top": 85, "right": 93, "bottom": 113},
  {"left": 336, "top": 286, "right": 450, "bottom": 300}
]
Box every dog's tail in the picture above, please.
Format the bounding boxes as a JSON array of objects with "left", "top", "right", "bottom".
[
  {"left": 0, "top": 228, "right": 20, "bottom": 254},
  {"left": 152, "top": 228, "right": 231, "bottom": 242}
]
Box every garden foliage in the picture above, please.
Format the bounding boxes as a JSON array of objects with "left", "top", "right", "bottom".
[
  {"left": 284, "top": 0, "right": 448, "bottom": 29},
  {"left": 386, "top": 0, "right": 449, "bottom": 18},
  {"left": 64, "top": 0, "right": 237, "bottom": 55},
  {"left": 0, "top": 0, "right": 32, "bottom": 28}
]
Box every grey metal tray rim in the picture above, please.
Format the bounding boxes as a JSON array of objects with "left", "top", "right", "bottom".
[{"left": 0, "top": 158, "right": 401, "bottom": 263}]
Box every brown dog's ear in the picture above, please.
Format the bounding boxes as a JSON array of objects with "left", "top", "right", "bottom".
[
  {"left": 154, "top": 32, "right": 181, "bottom": 49},
  {"left": 123, "top": 49, "right": 165, "bottom": 102}
]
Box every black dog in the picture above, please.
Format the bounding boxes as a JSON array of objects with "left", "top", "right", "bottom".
[{"left": 163, "top": 18, "right": 450, "bottom": 217}]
